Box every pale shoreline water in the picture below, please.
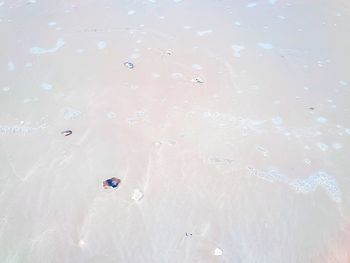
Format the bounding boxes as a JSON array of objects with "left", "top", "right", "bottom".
[{"left": 1, "top": 0, "right": 350, "bottom": 262}]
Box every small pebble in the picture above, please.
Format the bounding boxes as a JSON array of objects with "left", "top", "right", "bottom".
[
  {"left": 61, "top": 130, "right": 72, "bottom": 136},
  {"left": 124, "top": 62, "right": 134, "bottom": 69},
  {"left": 192, "top": 77, "right": 204, "bottom": 83}
]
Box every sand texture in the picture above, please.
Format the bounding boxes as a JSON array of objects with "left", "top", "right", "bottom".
[{"left": 1, "top": 0, "right": 350, "bottom": 262}]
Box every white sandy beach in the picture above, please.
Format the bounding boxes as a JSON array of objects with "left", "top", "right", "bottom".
[{"left": 1, "top": 0, "right": 350, "bottom": 262}]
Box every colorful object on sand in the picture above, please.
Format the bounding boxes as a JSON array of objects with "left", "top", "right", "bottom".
[{"left": 103, "top": 177, "right": 121, "bottom": 189}]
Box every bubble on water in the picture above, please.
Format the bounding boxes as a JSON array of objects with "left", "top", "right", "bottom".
[
  {"left": 316, "top": 117, "right": 327, "bottom": 124},
  {"left": 304, "top": 159, "right": 311, "bottom": 165},
  {"left": 317, "top": 142, "right": 329, "bottom": 151},
  {"left": 248, "top": 167, "right": 342, "bottom": 203},
  {"left": 8, "top": 61, "right": 15, "bottom": 71},
  {"left": 30, "top": 38, "right": 65, "bottom": 54},
  {"left": 41, "top": 83, "right": 53, "bottom": 90},
  {"left": 196, "top": 30, "right": 213, "bottom": 36},
  {"left": 61, "top": 107, "right": 81, "bottom": 120},
  {"left": 271, "top": 116, "right": 283, "bottom": 125},
  {"left": 0, "top": 125, "right": 36, "bottom": 136},
  {"left": 246, "top": 3, "right": 257, "bottom": 8},
  {"left": 97, "top": 41, "right": 107, "bottom": 49},
  {"left": 258, "top": 42, "right": 274, "bottom": 50},
  {"left": 339, "top": 80, "right": 348, "bottom": 86},
  {"left": 332, "top": 143, "right": 343, "bottom": 149},
  {"left": 191, "top": 64, "right": 202, "bottom": 70},
  {"left": 247, "top": 166, "right": 284, "bottom": 183},
  {"left": 256, "top": 145, "right": 268, "bottom": 156},
  {"left": 232, "top": 45, "right": 245, "bottom": 57},
  {"left": 290, "top": 171, "right": 342, "bottom": 203}
]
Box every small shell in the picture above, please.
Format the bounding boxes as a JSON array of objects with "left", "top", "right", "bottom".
[
  {"left": 124, "top": 62, "right": 134, "bottom": 69},
  {"left": 192, "top": 77, "right": 204, "bottom": 83},
  {"left": 132, "top": 189, "right": 144, "bottom": 201},
  {"left": 214, "top": 248, "right": 223, "bottom": 256}
]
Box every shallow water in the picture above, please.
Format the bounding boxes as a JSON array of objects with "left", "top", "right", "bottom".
[{"left": 1, "top": 0, "right": 350, "bottom": 262}]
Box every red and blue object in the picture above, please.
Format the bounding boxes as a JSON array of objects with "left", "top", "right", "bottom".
[{"left": 103, "top": 177, "right": 121, "bottom": 189}]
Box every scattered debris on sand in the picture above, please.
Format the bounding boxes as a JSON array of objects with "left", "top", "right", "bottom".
[
  {"left": 132, "top": 189, "right": 144, "bottom": 201},
  {"left": 61, "top": 130, "right": 72, "bottom": 136},
  {"left": 103, "top": 177, "right": 121, "bottom": 189},
  {"left": 124, "top": 62, "right": 134, "bottom": 69},
  {"left": 191, "top": 77, "right": 204, "bottom": 83},
  {"left": 214, "top": 247, "right": 223, "bottom": 256}
]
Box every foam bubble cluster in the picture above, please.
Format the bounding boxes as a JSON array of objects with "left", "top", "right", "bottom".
[
  {"left": 61, "top": 107, "right": 82, "bottom": 120},
  {"left": 247, "top": 166, "right": 286, "bottom": 183},
  {"left": 0, "top": 125, "right": 36, "bottom": 136},
  {"left": 30, "top": 38, "right": 65, "bottom": 55},
  {"left": 290, "top": 171, "right": 342, "bottom": 203},
  {"left": 247, "top": 167, "right": 342, "bottom": 203}
]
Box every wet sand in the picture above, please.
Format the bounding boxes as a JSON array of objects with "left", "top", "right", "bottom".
[{"left": 1, "top": 0, "right": 350, "bottom": 262}]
